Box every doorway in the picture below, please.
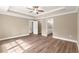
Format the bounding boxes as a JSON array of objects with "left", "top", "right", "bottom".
[
  {"left": 38, "top": 21, "right": 42, "bottom": 35},
  {"left": 47, "top": 18, "right": 54, "bottom": 36},
  {"left": 29, "top": 21, "right": 38, "bottom": 34}
]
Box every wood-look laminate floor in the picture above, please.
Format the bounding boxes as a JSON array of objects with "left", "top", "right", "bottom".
[{"left": 0, "top": 34, "right": 78, "bottom": 53}]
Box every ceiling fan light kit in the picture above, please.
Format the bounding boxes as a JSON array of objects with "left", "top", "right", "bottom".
[{"left": 27, "top": 6, "right": 44, "bottom": 14}]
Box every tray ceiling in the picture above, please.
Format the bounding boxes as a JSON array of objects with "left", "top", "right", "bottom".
[{"left": 0, "top": 6, "right": 77, "bottom": 17}]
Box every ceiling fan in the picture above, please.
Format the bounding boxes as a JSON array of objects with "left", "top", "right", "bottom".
[{"left": 26, "top": 6, "right": 44, "bottom": 14}]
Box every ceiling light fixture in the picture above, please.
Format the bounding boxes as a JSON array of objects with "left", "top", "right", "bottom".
[{"left": 27, "top": 6, "right": 44, "bottom": 14}]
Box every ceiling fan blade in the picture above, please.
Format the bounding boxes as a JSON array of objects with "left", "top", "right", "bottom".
[
  {"left": 27, "top": 11, "right": 33, "bottom": 13},
  {"left": 29, "top": 11, "right": 33, "bottom": 12},
  {"left": 38, "top": 10, "right": 44, "bottom": 12},
  {"left": 33, "top": 6, "right": 39, "bottom": 8},
  {"left": 26, "top": 8, "right": 33, "bottom": 10},
  {"left": 36, "top": 12, "right": 39, "bottom": 14}
]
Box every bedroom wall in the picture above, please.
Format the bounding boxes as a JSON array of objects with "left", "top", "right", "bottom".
[
  {"left": 53, "top": 13, "right": 77, "bottom": 41},
  {"left": 0, "top": 14, "right": 30, "bottom": 40}
]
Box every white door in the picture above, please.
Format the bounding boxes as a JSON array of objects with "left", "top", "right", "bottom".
[{"left": 33, "top": 21, "right": 38, "bottom": 34}]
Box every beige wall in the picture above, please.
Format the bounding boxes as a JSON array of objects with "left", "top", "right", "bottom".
[
  {"left": 0, "top": 14, "right": 30, "bottom": 40},
  {"left": 53, "top": 13, "right": 77, "bottom": 41}
]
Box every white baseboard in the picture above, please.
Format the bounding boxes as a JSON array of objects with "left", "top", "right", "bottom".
[
  {"left": 53, "top": 35, "right": 77, "bottom": 43},
  {"left": 0, "top": 33, "right": 30, "bottom": 41}
]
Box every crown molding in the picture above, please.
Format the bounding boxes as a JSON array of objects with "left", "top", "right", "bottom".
[
  {"left": 37, "top": 10, "right": 77, "bottom": 20},
  {"left": 0, "top": 11, "right": 34, "bottom": 20},
  {"left": 9, "top": 8, "right": 35, "bottom": 17},
  {"left": 35, "top": 7, "right": 65, "bottom": 17}
]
